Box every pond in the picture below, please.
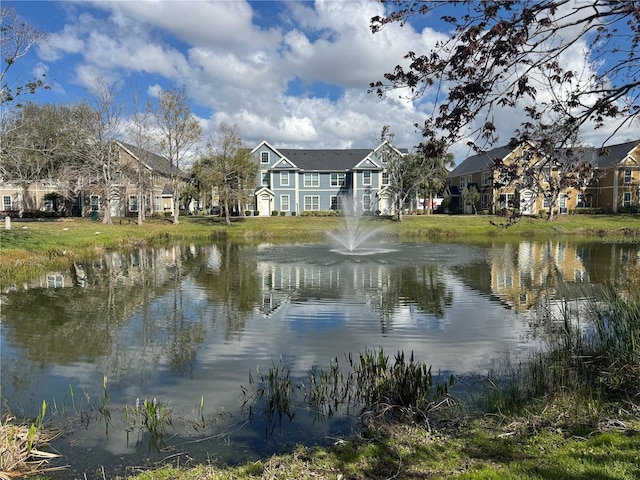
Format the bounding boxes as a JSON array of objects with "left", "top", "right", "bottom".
[{"left": 0, "top": 237, "right": 637, "bottom": 478}]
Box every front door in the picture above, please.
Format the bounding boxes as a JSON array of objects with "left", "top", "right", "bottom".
[
  {"left": 520, "top": 190, "right": 535, "bottom": 215},
  {"left": 260, "top": 194, "right": 271, "bottom": 216}
]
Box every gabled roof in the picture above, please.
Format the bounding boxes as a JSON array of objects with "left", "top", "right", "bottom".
[
  {"left": 116, "top": 141, "right": 180, "bottom": 177},
  {"left": 449, "top": 145, "right": 514, "bottom": 177},
  {"left": 450, "top": 139, "right": 640, "bottom": 177},
  {"left": 276, "top": 149, "right": 378, "bottom": 171},
  {"left": 583, "top": 140, "right": 640, "bottom": 169}
]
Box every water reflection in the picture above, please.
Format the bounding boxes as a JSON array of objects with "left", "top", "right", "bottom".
[{"left": 0, "top": 239, "right": 637, "bottom": 476}]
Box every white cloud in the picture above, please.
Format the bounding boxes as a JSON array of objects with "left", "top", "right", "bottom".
[{"left": 20, "top": 0, "right": 637, "bottom": 164}]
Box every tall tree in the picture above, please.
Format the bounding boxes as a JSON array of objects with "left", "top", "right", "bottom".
[
  {"left": 377, "top": 127, "right": 449, "bottom": 221},
  {"left": 493, "top": 125, "right": 594, "bottom": 221},
  {"left": 0, "top": 102, "right": 90, "bottom": 212},
  {"left": 82, "top": 81, "right": 124, "bottom": 225},
  {"left": 419, "top": 141, "right": 455, "bottom": 214},
  {"left": 193, "top": 123, "right": 257, "bottom": 226},
  {"left": 371, "top": 1, "right": 640, "bottom": 152},
  {"left": 0, "top": 103, "right": 59, "bottom": 210},
  {"left": 125, "top": 88, "right": 154, "bottom": 225},
  {"left": 1, "top": 7, "right": 48, "bottom": 106},
  {"left": 150, "top": 86, "right": 201, "bottom": 225}
]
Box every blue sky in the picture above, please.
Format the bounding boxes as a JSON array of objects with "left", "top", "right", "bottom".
[{"left": 3, "top": 0, "right": 639, "bottom": 163}]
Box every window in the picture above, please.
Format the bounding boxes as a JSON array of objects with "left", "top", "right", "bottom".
[
  {"left": 280, "top": 195, "right": 290, "bottom": 211},
  {"left": 577, "top": 194, "right": 591, "bottom": 208},
  {"left": 47, "top": 274, "right": 64, "bottom": 288},
  {"left": 154, "top": 196, "right": 162, "bottom": 212},
  {"left": 3, "top": 195, "right": 12, "bottom": 211},
  {"left": 280, "top": 171, "right": 289, "bottom": 186},
  {"left": 304, "top": 195, "right": 319, "bottom": 210},
  {"left": 559, "top": 195, "right": 567, "bottom": 213},
  {"left": 90, "top": 195, "right": 100, "bottom": 212},
  {"left": 624, "top": 169, "right": 632, "bottom": 183},
  {"left": 623, "top": 191, "right": 632, "bottom": 207},
  {"left": 460, "top": 175, "right": 472, "bottom": 188},
  {"left": 331, "top": 173, "right": 346, "bottom": 187},
  {"left": 330, "top": 195, "right": 339, "bottom": 210},
  {"left": 543, "top": 195, "right": 551, "bottom": 208},
  {"left": 499, "top": 193, "right": 515, "bottom": 209},
  {"left": 129, "top": 195, "right": 138, "bottom": 212},
  {"left": 363, "top": 171, "right": 371, "bottom": 186},
  {"left": 261, "top": 171, "right": 269, "bottom": 186},
  {"left": 260, "top": 151, "right": 269, "bottom": 164},
  {"left": 481, "top": 193, "right": 491, "bottom": 210},
  {"left": 363, "top": 194, "right": 371, "bottom": 212},
  {"left": 481, "top": 171, "right": 491, "bottom": 186},
  {"left": 43, "top": 198, "right": 53, "bottom": 212},
  {"left": 382, "top": 172, "right": 389, "bottom": 185},
  {"left": 304, "top": 173, "right": 319, "bottom": 187}
]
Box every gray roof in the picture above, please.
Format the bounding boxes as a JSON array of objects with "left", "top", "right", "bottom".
[
  {"left": 449, "top": 145, "right": 514, "bottom": 177},
  {"left": 117, "top": 141, "right": 180, "bottom": 177},
  {"left": 450, "top": 140, "right": 639, "bottom": 177},
  {"left": 583, "top": 140, "right": 640, "bottom": 168},
  {"left": 276, "top": 149, "right": 377, "bottom": 171}
]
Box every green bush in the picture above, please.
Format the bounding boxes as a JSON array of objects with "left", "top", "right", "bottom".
[
  {"left": 279, "top": 211, "right": 286, "bottom": 216},
  {"left": 21, "top": 210, "right": 64, "bottom": 219},
  {"left": 271, "top": 210, "right": 279, "bottom": 216},
  {"left": 291, "top": 211, "right": 297, "bottom": 216}
]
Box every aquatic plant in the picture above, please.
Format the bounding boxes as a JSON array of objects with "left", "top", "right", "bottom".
[
  {"left": 242, "top": 362, "right": 295, "bottom": 433},
  {"left": 0, "top": 402, "right": 64, "bottom": 478},
  {"left": 243, "top": 349, "right": 454, "bottom": 428},
  {"left": 125, "top": 396, "right": 174, "bottom": 444},
  {"left": 483, "top": 287, "right": 640, "bottom": 414}
]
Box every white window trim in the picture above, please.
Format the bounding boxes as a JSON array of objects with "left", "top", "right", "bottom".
[
  {"left": 90, "top": 195, "right": 100, "bottom": 212},
  {"left": 304, "top": 173, "right": 319, "bottom": 187},
  {"left": 331, "top": 173, "right": 346, "bottom": 187},
  {"left": 261, "top": 170, "right": 269, "bottom": 186},
  {"left": 363, "top": 193, "right": 371, "bottom": 212},
  {"left": 281, "top": 194, "right": 290, "bottom": 211},
  {"left": 280, "top": 171, "right": 289, "bottom": 186},
  {"left": 260, "top": 151, "right": 269, "bottom": 164},
  {"left": 129, "top": 195, "right": 139, "bottom": 212},
  {"left": 2, "top": 195, "right": 12, "bottom": 210},
  {"left": 363, "top": 171, "right": 372, "bottom": 186},
  {"left": 304, "top": 195, "right": 320, "bottom": 210}
]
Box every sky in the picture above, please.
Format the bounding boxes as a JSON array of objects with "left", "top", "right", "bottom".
[{"left": 3, "top": 0, "right": 639, "bottom": 164}]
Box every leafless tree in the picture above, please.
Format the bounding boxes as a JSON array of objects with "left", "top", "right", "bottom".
[
  {"left": 193, "top": 123, "right": 257, "bottom": 226},
  {"left": 150, "top": 86, "right": 201, "bottom": 224},
  {"left": 371, "top": 1, "right": 640, "bottom": 152},
  {"left": 1, "top": 7, "right": 49, "bottom": 106}
]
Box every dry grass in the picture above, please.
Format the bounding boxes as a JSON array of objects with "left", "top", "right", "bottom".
[{"left": 0, "top": 417, "right": 65, "bottom": 479}]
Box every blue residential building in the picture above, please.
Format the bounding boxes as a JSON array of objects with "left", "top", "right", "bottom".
[{"left": 250, "top": 140, "right": 407, "bottom": 216}]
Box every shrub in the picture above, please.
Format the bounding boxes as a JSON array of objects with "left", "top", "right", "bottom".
[
  {"left": 279, "top": 211, "right": 286, "bottom": 216},
  {"left": 291, "top": 211, "right": 297, "bottom": 216},
  {"left": 271, "top": 210, "right": 279, "bottom": 216}
]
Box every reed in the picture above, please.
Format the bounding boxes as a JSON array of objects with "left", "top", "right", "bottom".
[
  {"left": 484, "top": 287, "right": 640, "bottom": 414},
  {"left": 243, "top": 349, "right": 454, "bottom": 428}
]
